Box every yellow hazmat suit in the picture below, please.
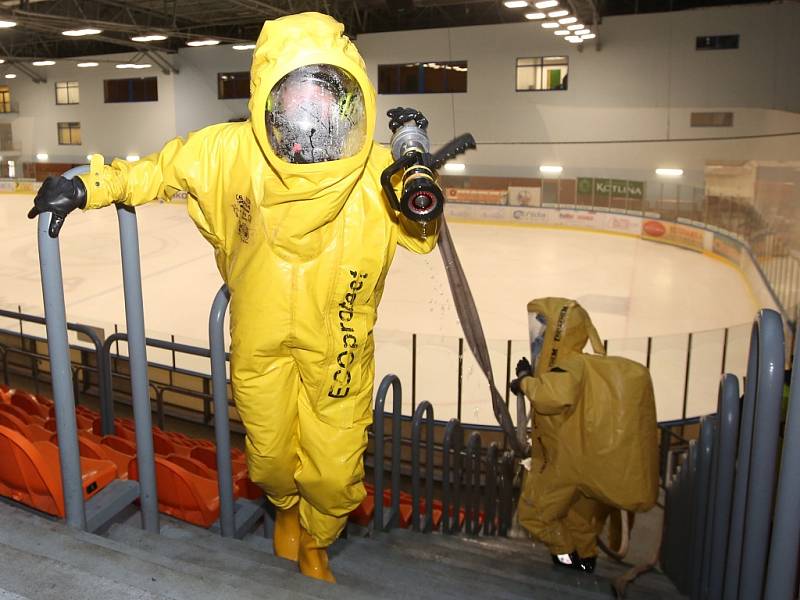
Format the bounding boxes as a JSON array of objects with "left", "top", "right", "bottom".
[
  {"left": 79, "top": 12, "right": 438, "bottom": 549},
  {"left": 517, "top": 298, "right": 658, "bottom": 558}
]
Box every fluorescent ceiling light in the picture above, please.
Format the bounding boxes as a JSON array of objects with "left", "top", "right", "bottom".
[
  {"left": 504, "top": 0, "right": 528, "bottom": 7},
  {"left": 0, "top": 59, "right": 4, "bottom": 64},
  {"left": 566, "top": 36, "right": 583, "bottom": 43},
  {"left": 32, "top": 60, "right": 55, "bottom": 66},
  {"left": 541, "top": 21, "right": 559, "bottom": 28},
  {"left": 132, "top": 64, "right": 151, "bottom": 69},
  {"left": 524, "top": 11, "right": 546, "bottom": 19},
  {"left": 539, "top": 164, "right": 563, "bottom": 174},
  {"left": 126, "top": 154, "right": 140, "bottom": 162},
  {"left": 77, "top": 62, "right": 99, "bottom": 68},
  {"left": 232, "top": 43, "right": 256, "bottom": 50},
  {"left": 36, "top": 153, "right": 48, "bottom": 161},
  {"left": 444, "top": 163, "right": 466, "bottom": 172},
  {"left": 559, "top": 16, "right": 577, "bottom": 24},
  {"left": 567, "top": 23, "right": 584, "bottom": 30},
  {"left": 187, "top": 39, "right": 220, "bottom": 47},
  {"left": 4, "top": 73, "right": 15, "bottom": 79},
  {"left": 548, "top": 9, "right": 569, "bottom": 17},
  {"left": 575, "top": 29, "right": 591, "bottom": 35},
  {"left": 534, "top": 0, "right": 559, "bottom": 8},
  {"left": 581, "top": 33, "right": 596, "bottom": 39},
  {"left": 131, "top": 34, "right": 167, "bottom": 42},
  {"left": 116, "top": 63, "right": 150, "bottom": 69},
  {"left": 554, "top": 30, "right": 570, "bottom": 36},
  {"left": 62, "top": 28, "right": 102, "bottom": 36},
  {"left": 656, "top": 168, "right": 684, "bottom": 177},
  {"left": 0, "top": 21, "right": 16, "bottom": 28}
]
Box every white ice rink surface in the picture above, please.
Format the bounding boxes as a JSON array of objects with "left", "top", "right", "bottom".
[{"left": 0, "top": 194, "right": 758, "bottom": 422}]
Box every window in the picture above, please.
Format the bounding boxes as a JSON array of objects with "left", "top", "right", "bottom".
[
  {"left": 696, "top": 35, "right": 739, "bottom": 50},
  {"left": 218, "top": 72, "right": 250, "bottom": 99},
  {"left": 516, "top": 57, "right": 568, "bottom": 91},
  {"left": 55, "top": 81, "right": 79, "bottom": 105},
  {"left": 0, "top": 86, "right": 10, "bottom": 113},
  {"left": 378, "top": 61, "right": 467, "bottom": 94},
  {"left": 103, "top": 77, "right": 158, "bottom": 103},
  {"left": 57, "top": 122, "right": 81, "bottom": 145},
  {"left": 691, "top": 111, "right": 734, "bottom": 127}
]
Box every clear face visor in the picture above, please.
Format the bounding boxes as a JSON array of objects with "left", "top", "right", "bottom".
[
  {"left": 528, "top": 312, "right": 547, "bottom": 370},
  {"left": 266, "top": 64, "right": 367, "bottom": 164}
]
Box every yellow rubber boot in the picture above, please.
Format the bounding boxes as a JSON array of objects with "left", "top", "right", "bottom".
[
  {"left": 273, "top": 503, "right": 301, "bottom": 562},
  {"left": 298, "top": 527, "right": 336, "bottom": 583}
]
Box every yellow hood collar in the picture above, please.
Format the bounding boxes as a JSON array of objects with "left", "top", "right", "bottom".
[
  {"left": 248, "top": 13, "right": 376, "bottom": 204},
  {"left": 527, "top": 297, "right": 605, "bottom": 376}
]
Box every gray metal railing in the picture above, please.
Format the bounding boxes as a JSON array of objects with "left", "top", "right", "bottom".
[
  {"left": 660, "top": 308, "right": 796, "bottom": 599},
  {"left": 371, "top": 374, "right": 517, "bottom": 538},
  {"left": 33, "top": 167, "right": 254, "bottom": 538}
]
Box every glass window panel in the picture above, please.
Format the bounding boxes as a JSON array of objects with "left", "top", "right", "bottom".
[
  {"left": 218, "top": 72, "right": 250, "bottom": 99},
  {"left": 377, "top": 61, "right": 467, "bottom": 94},
  {"left": 517, "top": 56, "right": 568, "bottom": 91}
]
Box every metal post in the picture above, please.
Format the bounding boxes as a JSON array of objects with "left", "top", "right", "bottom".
[
  {"left": 37, "top": 212, "right": 86, "bottom": 530},
  {"left": 441, "top": 418, "right": 462, "bottom": 534},
  {"left": 682, "top": 332, "right": 693, "bottom": 419},
  {"left": 763, "top": 322, "right": 800, "bottom": 600},
  {"left": 373, "top": 374, "right": 402, "bottom": 532},
  {"left": 457, "top": 337, "right": 463, "bottom": 421},
  {"left": 738, "top": 310, "right": 785, "bottom": 600},
  {"left": 209, "top": 285, "right": 235, "bottom": 537},
  {"left": 646, "top": 336, "right": 652, "bottom": 369},
  {"left": 692, "top": 416, "right": 715, "bottom": 600},
  {"left": 116, "top": 205, "right": 159, "bottom": 533},
  {"left": 410, "top": 401, "right": 434, "bottom": 533},
  {"left": 411, "top": 333, "right": 417, "bottom": 413},
  {"left": 707, "top": 375, "right": 740, "bottom": 600},
  {"left": 722, "top": 326, "right": 759, "bottom": 600},
  {"left": 720, "top": 328, "right": 728, "bottom": 374}
]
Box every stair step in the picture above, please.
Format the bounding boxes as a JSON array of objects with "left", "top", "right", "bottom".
[
  {"left": 0, "top": 540, "right": 169, "bottom": 600},
  {"left": 107, "top": 523, "right": 376, "bottom": 600},
  {"left": 0, "top": 502, "right": 318, "bottom": 600}
]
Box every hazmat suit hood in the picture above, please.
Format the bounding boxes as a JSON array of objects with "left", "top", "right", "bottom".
[
  {"left": 247, "top": 12, "right": 376, "bottom": 242},
  {"left": 527, "top": 297, "right": 605, "bottom": 377}
]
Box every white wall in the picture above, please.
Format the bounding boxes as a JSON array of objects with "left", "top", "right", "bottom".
[
  {"left": 356, "top": 2, "right": 800, "bottom": 185},
  {"left": 6, "top": 52, "right": 177, "bottom": 163},
  {"left": 1, "top": 2, "right": 798, "bottom": 183},
  {"left": 172, "top": 45, "right": 251, "bottom": 136}
]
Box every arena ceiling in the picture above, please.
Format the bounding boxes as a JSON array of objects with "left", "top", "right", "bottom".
[{"left": 0, "top": 0, "right": 773, "bottom": 61}]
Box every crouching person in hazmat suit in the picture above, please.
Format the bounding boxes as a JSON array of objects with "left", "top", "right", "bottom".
[
  {"left": 509, "top": 298, "right": 659, "bottom": 573},
  {"left": 27, "top": 13, "right": 439, "bottom": 583}
]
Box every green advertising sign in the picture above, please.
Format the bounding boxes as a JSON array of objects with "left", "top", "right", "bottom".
[{"left": 578, "top": 177, "right": 645, "bottom": 199}]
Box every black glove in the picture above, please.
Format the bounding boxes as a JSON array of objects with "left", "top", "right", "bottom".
[
  {"left": 27, "top": 176, "right": 87, "bottom": 238},
  {"left": 387, "top": 107, "right": 428, "bottom": 133},
  {"left": 509, "top": 377, "right": 524, "bottom": 396},
  {"left": 516, "top": 357, "right": 533, "bottom": 379}
]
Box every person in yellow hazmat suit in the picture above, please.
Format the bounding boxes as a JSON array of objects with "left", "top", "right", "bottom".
[
  {"left": 509, "top": 298, "right": 659, "bottom": 573},
  {"left": 27, "top": 12, "right": 439, "bottom": 583}
]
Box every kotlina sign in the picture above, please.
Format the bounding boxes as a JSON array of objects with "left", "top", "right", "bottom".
[{"left": 577, "top": 177, "right": 645, "bottom": 199}]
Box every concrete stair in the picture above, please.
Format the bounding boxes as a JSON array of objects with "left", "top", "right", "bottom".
[{"left": 0, "top": 500, "right": 684, "bottom": 599}]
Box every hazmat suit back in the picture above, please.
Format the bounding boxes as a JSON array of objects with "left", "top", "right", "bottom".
[
  {"left": 79, "top": 12, "right": 438, "bottom": 547},
  {"left": 518, "top": 298, "right": 658, "bottom": 556}
]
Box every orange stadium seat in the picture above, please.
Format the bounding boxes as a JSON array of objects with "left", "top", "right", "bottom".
[
  {"left": 0, "top": 425, "right": 116, "bottom": 517},
  {"left": 0, "top": 411, "right": 52, "bottom": 443},
  {"left": 10, "top": 391, "right": 49, "bottom": 420},
  {"left": 188, "top": 445, "right": 261, "bottom": 500},
  {"left": 0, "top": 386, "right": 11, "bottom": 404},
  {"left": 129, "top": 456, "right": 220, "bottom": 528},
  {"left": 0, "top": 403, "right": 45, "bottom": 427}
]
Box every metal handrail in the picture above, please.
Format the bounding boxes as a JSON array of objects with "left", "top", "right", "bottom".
[
  {"left": 373, "top": 374, "right": 403, "bottom": 532},
  {"left": 410, "top": 400, "right": 435, "bottom": 533}
]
